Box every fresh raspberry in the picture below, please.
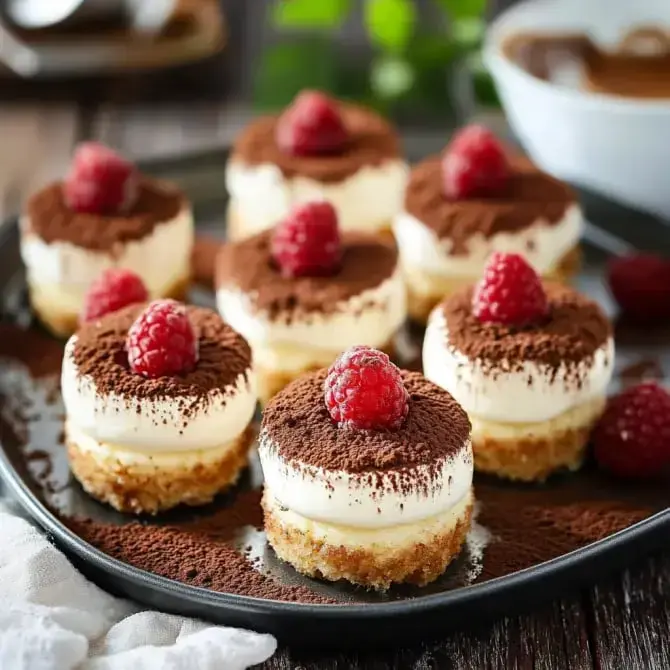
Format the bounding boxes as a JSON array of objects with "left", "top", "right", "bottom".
[
  {"left": 63, "top": 142, "right": 138, "bottom": 215},
  {"left": 472, "top": 252, "right": 549, "bottom": 326},
  {"left": 324, "top": 346, "right": 409, "bottom": 430},
  {"left": 593, "top": 382, "right": 670, "bottom": 479},
  {"left": 271, "top": 201, "right": 341, "bottom": 277},
  {"left": 126, "top": 300, "right": 198, "bottom": 378},
  {"left": 276, "top": 90, "right": 348, "bottom": 156},
  {"left": 442, "top": 124, "right": 509, "bottom": 199},
  {"left": 607, "top": 253, "right": 670, "bottom": 324},
  {"left": 81, "top": 268, "right": 148, "bottom": 323}
]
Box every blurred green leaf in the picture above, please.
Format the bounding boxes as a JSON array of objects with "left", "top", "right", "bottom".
[
  {"left": 253, "top": 40, "right": 339, "bottom": 110},
  {"left": 371, "top": 56, "right": 415, "bottom": 99},
  {"left": 434, "top": 0, "right": 487, "bottom": 20},
  {"left": 273, "top": 0, "right": 351, "bottom": 29},
  {"left": 468, "top": 51, "right": 500, "bottom": 107},
  {"left": 364, "top": 0, "right": 416, "bottom": 53},
  {"left": 451, "top": 17, "right": 485, "bottom": 51}
]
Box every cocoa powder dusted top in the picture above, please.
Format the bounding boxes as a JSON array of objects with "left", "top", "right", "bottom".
[
  {"left": 440, "top": 283, "right": 612, "bottom": 371},
  {"left": 230, "top": 102, "right": 402, "bottom": 184},
  {"left": 25, "top": 178, "right": 185, "bottom": 252},
  {"left": 262, "top": 369, "right": 471, "bottom": 473},
  {"left": 216, "top": 229, "right": 399, "bottom": 321},
  {"left": 404, "top": 155, "right": 576, "bottom": 254},
  {"left": 72, "top": 303, "right": 251, "bottom": 403}
]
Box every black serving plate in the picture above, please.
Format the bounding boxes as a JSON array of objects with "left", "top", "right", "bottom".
[{"left": 0, "top": 149, "right": 669, "bottom": 648}]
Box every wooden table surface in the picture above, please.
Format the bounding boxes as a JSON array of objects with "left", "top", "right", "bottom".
[{"left": 0, "top": 100, "right": 668, "bottom": 670}]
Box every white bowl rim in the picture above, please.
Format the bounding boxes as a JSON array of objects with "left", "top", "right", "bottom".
[{"left": 484, "top": 0, "right": 670, "bottom": 115}]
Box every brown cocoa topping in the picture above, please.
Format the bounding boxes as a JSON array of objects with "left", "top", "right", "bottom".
[
  {"left": 404, "top": 155, "right": 576, "bottom": 254},
  {"left": 64, "top": 491, "right": 335, "bottom": 604},
  {"left": 216, "top": 230, "right": 398, "bottom": 321},
  {"left": 441, "top": 282, "right": 612, "bottom": 374},
  {"left": 230, "top": 102, "right": 402, "bottom": 184},
  {"left": 72, "top": 304, "right": 251, "bottom": 411},
  {"left": 25, "top": 178, "right": 185, "bottom": 252},
  {"left": 262, "top": 369, "right": 471, "bottom": 477}
]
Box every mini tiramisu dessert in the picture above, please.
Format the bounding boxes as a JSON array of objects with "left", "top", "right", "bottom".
[
  {"left": 226, "top": 89, "right": 408, "bottom": 240},
  {"left": 259, "top": 346, "right": 474, "bottom": 589},
  {"left": 61, "top": 283, "right": 256, "bottom": 514},
  {"left": 423, "top": 252, "right": 614, "bottom": 482},
  {"left": 21, "top": 142, "right": 194, "bottom": 337},
  {"left": 216, "top": 201, "right": 407, "bottom": 403},
  {"left": 393, "top": 125, "right": 582, "bottom": 323}
]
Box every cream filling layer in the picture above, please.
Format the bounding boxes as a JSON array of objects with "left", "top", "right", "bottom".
[
  {"left": 226, "top": 159, "right": 408, "bottom": 235},
  {"left": 61, "top": 335, "right": 257, "bottom": 452},
  {"left": 266, "top": 488, "right": 473, "bottom": 551},
  {"left": 258, "top": 431, "right": 473, "bottom": 529},
  {"left": 393, "top": 203, "right": 582, "bottom": 279},
  {"left": 20, "top": 205, "right": 194, "bottom": 315},
  {"left": 216, "top": 268, "right": 407, "bottom": 374},
  {"left": 423, "top": 308, "right": 614, "bottom": 424},
  {"left": 66, "top": 420, "right": 246, "bottom": 470}
]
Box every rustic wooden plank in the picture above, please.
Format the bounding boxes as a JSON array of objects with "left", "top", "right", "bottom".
[
  {"left": 261, "top": 596, "right": 593, "bottom": 670},
  {"left": 586, "top": 553, "right": 670, "bottom": 670}
]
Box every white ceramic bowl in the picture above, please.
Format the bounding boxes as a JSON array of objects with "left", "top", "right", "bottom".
[{"left": 484, "top": 0, "right": 670, "bottom": 219}]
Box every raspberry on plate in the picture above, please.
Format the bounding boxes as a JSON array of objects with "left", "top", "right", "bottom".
[
  {"left": 324, "top": 345, "right": 409, "bottom": 430},
  {"left": 607, "top": 253, "right": 670, "bottom": 324},
  {"left": 472, "top": 252, "right": 549, "bottom": 326},
  {"left": 81, "top": 268, "right": 148, "bottom": 324},
  {"left": 127, "top": 300, "right": 198, "bottom": 378},
  {"left": 64, "top": 142, "right": 138, "bottom": 215},
  {"left": 442, "top": 124, "right": 510, "bottom": 199},
  {"left": 276, "top": 90, "right": 348, "bottom": 157},
  {"left": 593, "top": 382, "right": 670, "bottom": 479},
  {"left": 271, "top": 201, "right": 342, "bottom": 277}
]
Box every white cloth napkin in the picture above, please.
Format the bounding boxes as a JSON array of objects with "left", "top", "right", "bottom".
[{"left": 0, "top": 500, "right": 276, "bottom": 670}]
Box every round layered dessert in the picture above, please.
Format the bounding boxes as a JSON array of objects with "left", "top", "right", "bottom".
[
  {"left": 215, "top": 203, "right": 407, "bottom": 403},
  {"left": 61, "top": 301, "right": 256, "bottom": 514},
  {"left": 20, "top": 143, "right": 193, "bottom": 337},
  {"left": 423, "top": 254, "right": 614, "bottom": 482},
  {"left": 259, "top": 347, "right": 473, "bottom": 590},
  {"left": 393, "top": 126, "right": 581, "bottom": 323},
  {"left": 226, "top": 90, "right": 408, "bottom": 240}
]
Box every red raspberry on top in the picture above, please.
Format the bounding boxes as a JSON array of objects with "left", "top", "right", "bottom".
[
  {"left": 64, "top": 142, "right": 138, "bottom": 215},
  {"left": 324, "top": 345, "right": 409, "bottom": 431},
  {"left": 127, "top": 300, "right": 198, "bottom": 379},
  {"left": 442, "top": 124, "right": 510, "bottom": 199},
  {"left": 272, "top": 201, "right": 342, "bottom": 278},
  {"left": 276, "top": 90, "right": 348, "bottom": 157},
  {"left": 472, "top": 252, "right": 549, "bottom": 326},
  {"left": 593, "top": 382, "right": 670, "bottom": 480},
  {"left": 607, "top": 253, "right": 670, "bottom": 324},
  {"left": 81, "top": 268, "right": 148, "bottom": 324}
]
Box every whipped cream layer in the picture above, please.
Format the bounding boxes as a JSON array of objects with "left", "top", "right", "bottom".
[
  {"left": 393, "top": 203, "right": 581, "bottom": 278},
  {"left": 61, "top": 335, "right": 256, "bottom": 452},
  {"left": 216, "top": 268, "right": 407, "bottom": 373},
  {"left": 259, "top": 431, "right": 473, "bottom": 529},
  {"left": 226, "top": 159, "right": 408, "bottom": 235},
  {"left": 423, "top": 308, "right": 614, "bottom": 424},
  {"left": 20, "top": 206, "right": 193, "bottom": 314}
]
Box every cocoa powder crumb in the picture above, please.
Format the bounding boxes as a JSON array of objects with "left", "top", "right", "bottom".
[
  {"left": 231, "top": 101, "right": 402, "bottom": 184},
  {"left": 261, "top": 369, "right": 471, "bottom": 479},
  {"left": 441, "top": 282, "right": 612, "bottom": 375},
  {"left": 72, "top": 304, "right": 252, "bottom": 412},
  {"left": 404, "top": 155, "right": 576, "bottom": 254},
  {"left": 24, "top": 178, "right": 185, "bottom": 252},
  {"left": 64, "top": 490, "right": 335, "bottom": 604},
  {"left": 216, "top": 230, "right": 398, "bottom": 321}
]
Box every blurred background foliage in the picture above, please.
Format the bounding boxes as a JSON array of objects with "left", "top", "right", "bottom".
[{"left": 253, "top": 0, "right": 499, "bottom": 123}]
